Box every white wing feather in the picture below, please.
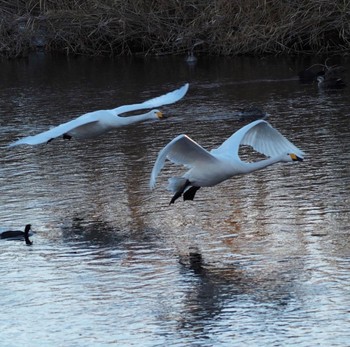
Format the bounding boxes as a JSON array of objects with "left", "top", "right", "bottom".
[
  {"left": 150, "top": 134, "right": 218, "bottom": 189},
  {"left": 9, "top": 113, "right": 100, "bottom": 146},
  {"left": 111, "top": 83, "right": 189, "bottom": 114},
  {"left": 241, "top": 121, "right": 305, "bottom": 158},
  {"left": 212, "top": 120, "right": 305, "bottom": 160}
]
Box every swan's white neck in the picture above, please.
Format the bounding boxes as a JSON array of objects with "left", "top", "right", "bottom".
[
  {"left": 120, "top": 111, "right": 157, "bottom": 125},
  {"left": 241, "top": 154, "right": 286, "bottom": 174}
]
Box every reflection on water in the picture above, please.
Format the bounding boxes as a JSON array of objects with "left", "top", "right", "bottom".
[{"left": 0, "top": 54, "right": 350, "bottom": 346}]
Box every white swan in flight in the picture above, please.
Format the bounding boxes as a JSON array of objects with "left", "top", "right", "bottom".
[
  {"left": 9, "top": 83, "right": 189, "bottom": 146},
  {"left": 150, "top": 119, "right": 304, "bottom": 204}
]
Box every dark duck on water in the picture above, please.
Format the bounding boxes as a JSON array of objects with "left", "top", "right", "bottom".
[{"left": 0, "top": 224, "right": 33, "bottom": 245}]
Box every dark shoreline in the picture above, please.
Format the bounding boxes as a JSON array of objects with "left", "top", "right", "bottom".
[{"left": 1, "top": 1, "right": 350, "bottom": 59}]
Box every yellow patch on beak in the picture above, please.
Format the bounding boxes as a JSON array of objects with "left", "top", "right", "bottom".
[
  {"left": 290, "top": 153, "right": 303, "bottom": 161},
  {"left": 156, "top": 111, "right": 163, "bottom": 119}
]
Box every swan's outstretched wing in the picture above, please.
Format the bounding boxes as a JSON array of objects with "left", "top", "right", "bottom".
[
  {"left": 150, "top": 134, "right": 218, "bottom": 189},
  {"left": 9, "top": 83, "right": 189, "bottom": 147},
  {"left": 212, "top": 120, "right": 305, "bottom": 159},
  {"left": 9, "top": 112, "right": 100, "bottom": 146},
  {"left": 111, "top": 83, "right": 189, "bottom": 115},
  {"left": 240, "top": 120, "right": 305, "bottom": 158}
]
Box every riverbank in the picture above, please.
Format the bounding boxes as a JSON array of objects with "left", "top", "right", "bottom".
[{"left": 1, "top": 0, "right": 350, "bottom": 58}]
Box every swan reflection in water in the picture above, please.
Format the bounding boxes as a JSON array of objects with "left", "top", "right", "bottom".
[{"left": 177, "top": 248, "right": 302, "bottom": 335}]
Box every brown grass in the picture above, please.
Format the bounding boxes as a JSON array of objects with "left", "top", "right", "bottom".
[{"left": 1, "top": 0, "right": 350, "bottom": 58}]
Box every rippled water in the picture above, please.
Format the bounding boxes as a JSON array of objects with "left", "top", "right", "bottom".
[{"left": 1, "top": 54, "right": 350, "bottom": 346}]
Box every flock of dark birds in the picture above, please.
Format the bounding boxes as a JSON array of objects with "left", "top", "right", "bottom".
[{"left": 2, "top": 60, "right": 346, "bottom": 246}]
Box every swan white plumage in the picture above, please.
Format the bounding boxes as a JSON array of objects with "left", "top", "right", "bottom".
[
  {"left": 150, "top": 119, "right": 305, "bottom": 204},
  {"left": 9, "top": 83, "right": 189, "bottom": 146}
]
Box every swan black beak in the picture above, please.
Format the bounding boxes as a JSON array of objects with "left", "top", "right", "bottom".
[{"left": 290, "top": 153, "right": 303, "bottom": 162}]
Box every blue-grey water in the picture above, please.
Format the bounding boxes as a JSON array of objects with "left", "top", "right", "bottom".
[{"left": 0, "top": 54, "right": 350, "bottom": 346}]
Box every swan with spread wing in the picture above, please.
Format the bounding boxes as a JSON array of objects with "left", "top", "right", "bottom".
[
  {"left": 9, "top": 83, "right": 189, "bottom": 146},
  {"left": 150, "top": 120, "right": 304, "bottom": 204}
]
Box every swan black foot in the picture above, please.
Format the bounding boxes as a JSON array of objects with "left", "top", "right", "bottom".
[
  {"left": 169, "top": 179, "right": 191, "bottom": 205},
  {"left": 183, "top": 186, "right": 200, "bottom": 201},
  {"left": 63, "top": 133, "right": 72, "bottom": 140}
]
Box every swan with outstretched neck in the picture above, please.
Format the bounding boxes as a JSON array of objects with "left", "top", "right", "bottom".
[
  {"left": 0, "top": 224, "right": 33, "bottom": 245},
  {"left": 9, "top": 83, "right": 189, "bottom": 146},
  {"left": 150, "top": 119, "right": 304, "bottom": 204}
]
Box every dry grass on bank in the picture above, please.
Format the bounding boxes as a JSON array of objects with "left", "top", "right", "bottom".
[{"left": 1, "top": 0, "right": 350, "bottom": 58}]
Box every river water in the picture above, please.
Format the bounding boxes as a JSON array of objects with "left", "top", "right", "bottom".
[{"left": 0, "top": 54, "right": 350, "bottom": 346}]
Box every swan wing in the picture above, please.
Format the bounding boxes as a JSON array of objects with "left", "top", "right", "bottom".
[
  {"left": 240, "top": 120, "right": 305, "bottom": 158},
  {"left": 9, "top": 83, "right": 188, "bottom": 146},
  {"left": 9, "top": 114, "right": 99, "bottom": 146},
  {"left": 213, "top": 120, "right": 305, "bottom": 159},
  {"left": 111, "top": 83, "right": 189, "bottom": 115},
  {"left": 150, "top": 134, "right": 217, "bottom": 189}
]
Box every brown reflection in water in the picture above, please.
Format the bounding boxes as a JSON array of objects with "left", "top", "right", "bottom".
[{"left": 176, "top": 247, "right": 305, "bottom": 336}]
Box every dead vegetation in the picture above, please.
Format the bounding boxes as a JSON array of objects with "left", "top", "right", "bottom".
[{"left": 1, "top": 0, "right": 350, "bottom": 58}]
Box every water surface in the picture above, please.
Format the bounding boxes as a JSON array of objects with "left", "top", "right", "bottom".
[{"left": 0, "top": 54, "right": 349, "bottom": 346}]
